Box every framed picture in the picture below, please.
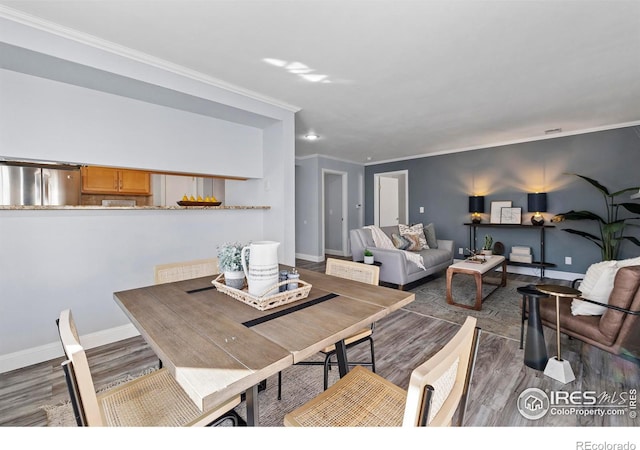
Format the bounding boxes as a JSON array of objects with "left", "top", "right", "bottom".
[
  {"left": 501, "top": 207, "right": 522, "bottom": 224},
  {"left": 490, "top": 201, "right": 511, "bottom": 223}
]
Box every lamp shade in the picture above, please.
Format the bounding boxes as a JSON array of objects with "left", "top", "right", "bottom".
[
  {"left": 528, "top": 193, "right": 547, "bottom": 212},
  {"left": 468, "top": 196, "right": 485, "bottom": 213}
]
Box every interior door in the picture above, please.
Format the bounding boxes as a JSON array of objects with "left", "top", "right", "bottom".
[
  {"left": 379, "top": 176, "right": 399, "bottom": 226},
  {"left": 324, "top": 173, "right": 343, "bottom": 254}
]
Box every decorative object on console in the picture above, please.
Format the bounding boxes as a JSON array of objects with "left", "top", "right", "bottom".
[
  {"left": 493, "top": 241, "right": 505, "bottom": 255},
  {"left": 500, "top": 207, "right": 522, "bottom": 224},
  {"left": 482, "top": 235, "right": 493, "bottom": 256},
  {"left": 490, "top": 201, "right": 511, "bottom": 224},
  {"left": 468, "top": 196, "right": 485, "bottom": 224},
  {"left": 528, "top": 193, "right": 547, "bottom": 226},
  {"left": 552, "top": 173, "right": 640, "bottom": 261},
  {"left": 510, "top": 246, "right": 532, "bottom": 264}
]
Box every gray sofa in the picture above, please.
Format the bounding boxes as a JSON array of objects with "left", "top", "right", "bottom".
[{"left": 350, "top": 225, "right": 454, "bottom": 289}]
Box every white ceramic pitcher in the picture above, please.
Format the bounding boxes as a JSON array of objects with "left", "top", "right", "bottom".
[{"left": 241, "top": 241, "right": 280, "bottom": 296}]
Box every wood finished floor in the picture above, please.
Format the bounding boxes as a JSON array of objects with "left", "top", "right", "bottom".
[{"left": 1, "top": 257, "right": 638, "bottom": 427}]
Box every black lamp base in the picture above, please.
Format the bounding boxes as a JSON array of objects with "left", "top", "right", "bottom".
[
  {"left": 531, "top": 215, "right": 545, "bottom": 226},
  {"left": 472, "top": 217, "right": 481, "bottom": 224}
]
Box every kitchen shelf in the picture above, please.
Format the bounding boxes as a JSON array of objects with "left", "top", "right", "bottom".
[
  {"left": 0, "top": 205, "right": 270, "bottom": 210},
  {"left": 464, "top": 222, "right": 556, "bottom": 278}
]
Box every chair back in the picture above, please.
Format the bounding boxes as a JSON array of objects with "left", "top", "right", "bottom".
[
  {"left": 154, "top": 258, "right": 218, "bottom": 284},
  {"left": 57, "top": 309, "right": 104, "bottom": 426},
  {"left": 325, "top": 258, "right": 380, "bottom": 285},
  {"left": 403, "top": 316, "right": 481, "bottom": 426}
]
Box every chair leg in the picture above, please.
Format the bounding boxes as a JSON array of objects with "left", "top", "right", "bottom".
[{"left": 323, "top": 336, "right": 376, "bottom": 390}]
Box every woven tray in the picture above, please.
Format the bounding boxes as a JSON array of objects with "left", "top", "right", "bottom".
[{"left": 212, "top": 274, "right": 312, "bottom": 311}]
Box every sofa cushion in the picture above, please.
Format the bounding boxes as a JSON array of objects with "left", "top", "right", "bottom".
[
  {"left": 399, "top": 223, "right": 428, "bottom": 249},
  {"left": 423, "top": 223, "right": 438, "bottom": 249},
  {"left": 599, "top": 266, "right": 640, "bottom": 342},
  {"left": 420, "top": 248, "right": 454, "bottom": 268}
]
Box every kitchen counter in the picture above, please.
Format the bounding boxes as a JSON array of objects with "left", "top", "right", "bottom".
[{"left": 0, "top": 205, "right": 270, "bottom": 210}]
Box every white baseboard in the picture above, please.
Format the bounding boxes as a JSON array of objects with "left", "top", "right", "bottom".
[
  {"left": 324, "top": 248, "right": 347, "bottom": 257},
  {"left": 0, "top": 323, "right": 140, "bottom": 374},
  {"left": 295, "top": 252, "right": 324, "bottom": 262}
]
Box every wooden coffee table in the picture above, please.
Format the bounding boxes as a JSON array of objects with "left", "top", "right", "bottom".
[{"left": 446, "top": 255, "right": 507, "bottom": 310}]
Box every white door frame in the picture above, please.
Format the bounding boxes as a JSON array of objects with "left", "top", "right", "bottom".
[
  {"left": 321, "top": 169, "right": 348, "bottom": 258},
  {"left": 374, "top": 170, "right": 409, "bottom": 226}
]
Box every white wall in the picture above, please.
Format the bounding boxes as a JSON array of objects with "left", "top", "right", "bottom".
[
  {"left": 0, "top": 16, "right": 297, "bottom": 373},
  {"left": 0, "top": 69, "right": 263, "bottom": 178}
]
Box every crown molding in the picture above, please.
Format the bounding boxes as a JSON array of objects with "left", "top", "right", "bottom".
[
  {"left": 0, "top": 5, "right": 300, "bottom": 113},
  {"left": 365, "top": 120, "right": 640, "bottom": 166}
]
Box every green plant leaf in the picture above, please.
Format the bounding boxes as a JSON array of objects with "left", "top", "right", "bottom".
[
  {"left": 622, "top": 235, "right": 640, "bottom": 247},
  {"left": 567, "top": 173, "right": 610, "bottom": 195},
  {"left": 563, "top": 229, "right": 603, "bottom": 248},
  {"left": 618, "top": 202, "right": 640, "bottom": 214},
  {"left": 610, "top": 187, "right": 640, "bottom": 196},
  {"left": 556, "top": 210, "right": 605, "bottom": 222}
]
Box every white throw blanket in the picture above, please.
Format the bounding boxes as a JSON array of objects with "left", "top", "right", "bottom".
[{"left": 364, "top": 225, "right": 426, "bottom": 270}]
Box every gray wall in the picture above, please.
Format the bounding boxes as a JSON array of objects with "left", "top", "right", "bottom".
[
  {"left": 296, "top": 155, "right": 365, "bottom": 260},
  {"left": 365, "top": 126, "right": 640, "bottom": 274}
]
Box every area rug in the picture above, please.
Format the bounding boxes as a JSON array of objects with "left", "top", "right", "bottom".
[{"left": 405, "top": 272, "right": 530, "bottom": 341}]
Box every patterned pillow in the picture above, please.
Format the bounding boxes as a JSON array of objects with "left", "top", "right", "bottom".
[
  {"left": 391, "top": 233, "right": 411, "bottom": 250},
  {"left": 398, "top": 223, "right": 428, "bottom": 249},
  {"left": 402, "top": 233, "right": 423, "bottom": 252}
]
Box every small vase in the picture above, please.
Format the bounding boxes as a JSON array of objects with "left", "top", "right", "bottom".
[
  {"left": 482, "top": 250, "right": 492, "bottom": 256},
  {"left": 364, "top": 255, "right": 374, "bottom": 264},
  {"left": 224, "top": 270, "right": 245, "bottom": 289}
]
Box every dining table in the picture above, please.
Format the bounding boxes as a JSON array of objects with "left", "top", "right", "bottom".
[{"left": 113, "top": 265, "right": 415, "bottom": 426}]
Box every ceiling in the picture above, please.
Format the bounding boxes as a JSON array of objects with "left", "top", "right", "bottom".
[{"left": 2, "top": 0, "right": 640, "bottom": 164}]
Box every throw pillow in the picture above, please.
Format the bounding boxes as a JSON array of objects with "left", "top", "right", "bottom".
[
  {"left": 617, "top": 256, "right": 640, "bottom": 268},
  {"left": 403, "top": 233, "right": 423, "bottom": 252},
  {"left": 399, "top": 223, "right": 428, "bottom": 249},
  {"left": 423, "top": 223, "right": 438, "bottom": 249},
  {"left": 571, "top": 260, "right": 618, "bottom": 316},
  {"left": 391, "top": 233, "right": 411, "bottom": 250}
]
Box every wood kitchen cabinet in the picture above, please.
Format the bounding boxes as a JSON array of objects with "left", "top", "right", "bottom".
[{"left": 81, "top": 166, "right": 150, "bottom": 195}]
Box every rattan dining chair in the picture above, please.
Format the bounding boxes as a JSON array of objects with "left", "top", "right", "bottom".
[
  {"left": 283, "top": 316, "right": 481, "bottom": 427},
  {"left": 153, "top": 258, "right": 219, "bottom": 284},
  {"left": 277, "top": 258, "right": 379, "bottom": 399},
  {"left": 57, "top": 309, "right": 241, "bottom": 427}
]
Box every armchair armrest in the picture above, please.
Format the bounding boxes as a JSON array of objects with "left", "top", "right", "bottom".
[{"left": 576, "top": 296, "right": 640, "bottom": 316}]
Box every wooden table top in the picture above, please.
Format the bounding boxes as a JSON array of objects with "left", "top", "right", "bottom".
[{"left": 113, "top": 266, "right": 414, "bottom": 413}]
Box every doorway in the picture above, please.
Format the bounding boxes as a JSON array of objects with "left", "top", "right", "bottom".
[
  {"left": 374, "top": 170, "right": 408, "bottom": 227},
  {"left": 322, "top": 170, "right": 348, "bottom": 257}
]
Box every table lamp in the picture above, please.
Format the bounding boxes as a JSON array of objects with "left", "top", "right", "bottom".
[
  {"left": 528, "top": 193, "right": 547, "bottom": 226},
  {"left": 468, "top": 196, "right": 485, "bottom": 224}
]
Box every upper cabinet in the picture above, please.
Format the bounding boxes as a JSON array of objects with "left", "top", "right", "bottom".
[{"left": 81, "top": 166, "right": 150, "bottom": 195}]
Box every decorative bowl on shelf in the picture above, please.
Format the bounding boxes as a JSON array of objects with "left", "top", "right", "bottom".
[{"left": 177, "top": 201, "right": 222, "bottom": 206}]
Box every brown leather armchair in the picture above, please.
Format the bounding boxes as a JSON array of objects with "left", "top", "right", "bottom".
[{"left": 537, "top": 265, "right": 640, "bottom": 363}]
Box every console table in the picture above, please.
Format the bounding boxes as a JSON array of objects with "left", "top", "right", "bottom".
[{"left": 464, "top": 223, "right": 556, "bottom": 278}]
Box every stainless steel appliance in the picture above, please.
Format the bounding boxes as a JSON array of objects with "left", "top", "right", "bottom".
[{"left": 0, "top": 160, "right": 81, "bottom": 206}]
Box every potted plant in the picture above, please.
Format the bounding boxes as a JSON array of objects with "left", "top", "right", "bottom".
[
  {"left": 217, "top": 242, "right": 247, "bottom": 289},
  {"left": 552, "top": 173, "right": 640, "bottom": 261},
  {"left": 482, "top": 235, "right": 493, "bottom": 256},
  {"left": 364, "top": 249, "right": 374, "bottom": 264}
]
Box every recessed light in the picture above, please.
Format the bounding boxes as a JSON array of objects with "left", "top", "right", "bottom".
[
  {"left": 300, "top": 74, "right": 328, "bottom": 83},
  {"left": 305, "top": 134, "right": 320, "bottom": 140}
]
